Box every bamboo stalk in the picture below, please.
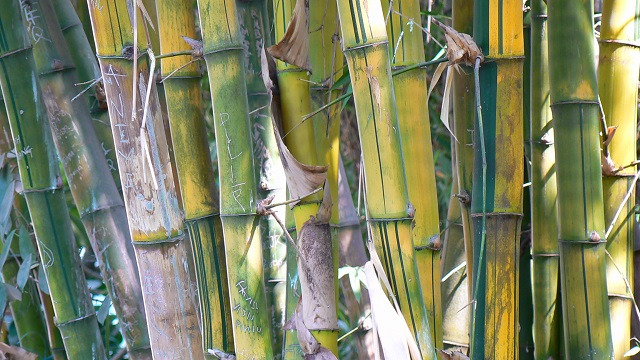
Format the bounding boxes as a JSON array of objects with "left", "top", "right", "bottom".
[
  {"left": 196, "top": 0, "right": 274, "bottom": 357},
  {"left": 452, "top": 0, "right": 475, "bottom": 301},
  {"left": 470, "top": 0, "right": 524, "bottom": 356},
  {"left": 86, "top": 1, "right": 204, "bottom": 358},
  {"left": 236, "top": 2, "right": 288, "bottom": 354},
  {"left": 547, "top": 0, "right": 614, "bottom": 355},
  {"left": 271, "top": 0, "right": 338, "bottom": 355},
  {"left": 155, "top": 1, "right": 235, "bottom": 358},
  {"left": 0, "top": 4, "right": 106, "bottom": 358},
  {"left": 382, "top": 0, "right": 442, "bottom": 347},
  {"left": 335, "top": 1, "right": 437, "bottom": 358},
  {"left": 441, "top": 160, "right": 470, "bottom": 350},
  {"left": 53, "top": 0, "right": 120, "bottom": 188},
  {"left": 27, "top": 1, "right": 151, "bottom": 357},
  {"left": 529, "top": 0, "right": 563, "bottom": 357},
  {"left": 598, "top": 0, "right": 640, "bottom": 355},
  {"left": 0, "top": 100, "right": 51, "bottom": 359}
]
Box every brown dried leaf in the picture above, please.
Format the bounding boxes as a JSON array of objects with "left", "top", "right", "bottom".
[
  {"left": 439, "top": 349, "right": 470, "bottom": 360},
  {"left": 260, "top": 46, "right": 327, "bottom": 205},
  {"left": 294, "top": 298, "right": 321, "bottom": 355},
  {"left": 181, "top": 36, "right": 203, "bottom": 58},
  {"left": 431, "top": 19, "right": 483, "bottom": 66},
  {"left": 0, "top": 343, "right": 37, "bottom": 360},
  {"left": 268, "top": 0, "right": 311, "bottom": 71}
]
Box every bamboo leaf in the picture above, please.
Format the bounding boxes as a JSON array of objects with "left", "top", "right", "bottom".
[
  {"left": 0, "top": 279, "right": 6, "bottom": 313},
  {"left": 624, "top": 346, "right": 640, "bottom": 357},
  {"left": 18, "top": 226, "right": 35, "bottom": 259},
  {"left": 0, "top": 229, "right": 15, "bottom": 269},
  {"left": 97, "top": 295, "right": 111, "bottom": 325},
  {"left": 0, "top": 166, "right": 15, "bottom": 231},
  {"left": 431, "top": 19, "right": 483, "bottom": 66},
  {"left": 16, "top": 253, "right": 33, "bottom": 291},
  {"left": 5, "top": 283, "right": 22, "bottom": 302},
  {"left": 37, "top": 265, "right": 48, "bottom": 295}
]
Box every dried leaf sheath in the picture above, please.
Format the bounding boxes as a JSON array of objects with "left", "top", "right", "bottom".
[
  {"left": 87, "top": 1, "right": 204, "bottom": 358},
  {"left": 335, "top": 0, "right": 437, "bottom": 358},
  {"left": 196, "top": 0, "right": 274, "bottom": 357},
  {"left": 598, "top": 0, "right": 640, "bottom": 355},
  {"left": 0, "top": 5, "right": 107, "bottom": 359},
  {"left": 547, "top": 0, "right": 614, "bottom": 355},
  {"left": 155, "top": 1, "right": 234, "bottom": 358}
]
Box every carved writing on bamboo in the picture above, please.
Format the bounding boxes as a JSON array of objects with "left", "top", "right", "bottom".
[
  {"left": 20, "top": 0, "right": 49, "bottom": 44},
  {"left": 234, "top": 280, "right": 262, "bottom": 334}
]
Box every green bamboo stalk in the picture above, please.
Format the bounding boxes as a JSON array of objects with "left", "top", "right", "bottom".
[
  {"left": 0, "top": 103, "right": 50, "bottom": 359},
  {"left": 38, "top": 277, "right": 67, "bottom": 360},
  {"left": 155, "top": 1, "right": 235, "bottom": 358},
  {"left": 53, "top": 0, "right": 120, "bottom": 187},
  {"left": 470, "top": 0, "right": 524, "bottom": 357},
  {"left": 599, "top": 0, "right": 640, "bottom": 356},
  {"left": 236, "top": 2, "right": 288, "bottom": 355},
  {"left": 548, "top": 0, "right": 614, "bottom": 355},
  {"left": 519, "top": 20, "right": 534, "bottom": 360},
  {"left": 0, "top": 4, "right": 106, "bottom": 358},
  {"left": 452, "top": 0, "right": 475, "bottom": 300},
  {"left": 530, "top": 0, "right": 563, "bottom": 357},
  {"left": 382, "top": 0, "right": 442, "bottom": 347},
  {"left": 283, "top": 198, "right": 301, "bottom": 358},
  {"left": 196, "top": 0, "right": 274, "bottom": 357},
  {"left": 335, "top": 1, "right": 437, "bottom": 358},
  {"left": 441, "top": 161, "right": 470, "bottom": 350},
  {"left": 26, "top": 1, "right": 151, "bottom": 357},
  {"left": 86, "top": 1, "right": 204, "bottom": 358}
]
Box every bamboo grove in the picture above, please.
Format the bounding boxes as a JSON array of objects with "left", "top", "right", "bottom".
[{"left": 0, "top": 0, "right": 638, "bottom": 358}]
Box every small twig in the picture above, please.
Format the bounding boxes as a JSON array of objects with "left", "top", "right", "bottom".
[
  {"left": 71, "top": 76, "right": 102, "bottom": 102},
  {"left": 109, "top": 347, "right": 127, "bottom": 360},
  {"left": 159, "top": 58, "right": 201, "bottom": 84},
  {"left": 392, "top": 9, "right": 446, "bottom": 49},
  {"left": 337, "top": 312, "right": 372, "bottom": 342},
  {"left": 155, "top": 50, "right": 193, "bottom": 60},
  {"left": 140, "top": 48, "right": 159, "bottom": 190},
  {"left": 441, "top": 261, "right": 466, "bottom": 283},
  {"left": 264, "top": 187, "right": 322, "bottom": 209},
  {"left": 470, "top": 56, "right": 486, "bottom": 352},
  {"left": 605, "top": 249, "right": 640, "bottom": 328},
  {"left": 132, "top": 0, "right": 139, "bottom": 123},
  {"left": 605, "top": 169, "right": 640, "bottom": 239}
]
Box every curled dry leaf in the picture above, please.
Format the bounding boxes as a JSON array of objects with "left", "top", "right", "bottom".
[
  {"left": 285, "top": 298, "right": 338, "bottom": 359},
  {"left": 431, "top": 18, "right": 483, "bottom": 66},
  {"left": 0, "top": 343, "right": 37, "bottom": 360},
  {"left": 260, "top": 46, "right": 327, "bottom": 206},
  {"left": 207, "top": 348, "right": 236, "bottom": 360},
  {"left": 268, "top": 0, "right": 311, "bottom": 71},
  {"left": 181, "top": 36, "right": 203, "bottom": 58}
]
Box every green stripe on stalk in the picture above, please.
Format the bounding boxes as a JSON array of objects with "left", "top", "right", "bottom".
[{"left": 548, "top": 0, "right": 613, "bottom": 355}]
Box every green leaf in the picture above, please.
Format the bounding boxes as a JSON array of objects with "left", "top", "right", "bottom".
[
  {"left": 16, "top": 253, "right": 32, "bottom": 291},
  {"left": 0, "top": 280, "right": 7, "bottom": 313},
  {"left": 97, "top": 295, "right": 111, "bottom": 324},
  {"left": 0, "top": 229, "right": 16, "bottom": 269},
  {"left": 38, "top": 265, "right": 49, "bottom": 295},
  {"left": 18, "top": 225, "right": 35, "bottom": 258},
  {"left": 624, "top": 346, "right": 640, "bottom": 357},
  {"left": 5, "top": 283, "right": 21, "bottom": 302}
]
